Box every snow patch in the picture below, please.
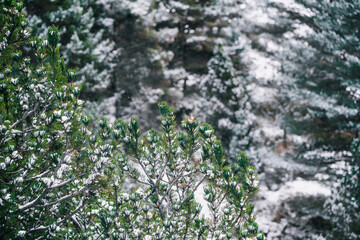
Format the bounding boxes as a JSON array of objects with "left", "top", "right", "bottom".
[{"left": 248, "top": 84, "right": 277, "bottom": 103}]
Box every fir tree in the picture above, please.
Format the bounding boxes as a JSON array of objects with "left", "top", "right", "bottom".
[
  {"left": 199, "top": 45, "right": 255, "bottom": 159},
  {"left": 276, "top": 0, "right": 360, "bottom": 155},
  {"left": 269, "top": 1, "right": 360, "bottom": 237}
]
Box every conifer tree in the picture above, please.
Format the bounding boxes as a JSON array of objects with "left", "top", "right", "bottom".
[
  {"left": 24, "top": 0, "right": 116, "bottom": 100},
  {"left": 277, "top": 0, "right": 360, "bottom": 155},
  {"left": 199, "top": 45, "right": 255, "bottom": 158},
  {"left": 0, "top": 2, "right": 114, "bottom": 237},
  {"left": 270, "top": 1, "right": 360, "bottom": 237}
]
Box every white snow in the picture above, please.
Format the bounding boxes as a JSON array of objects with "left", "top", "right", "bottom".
[
  {"left": 246, "top": 50, "right": 281, "bottom": 83},
  {"left": 264, "top": 179, "right": 331, "bottom": 203},
  {"left": 186, "top": 36, "right": 208, "bottom": 43},
  {"left": 156, "top": 28, "right": 179, "bottom": 44},
  {"left": 248, "top": 84, "right": 278, "bottom": 103}
]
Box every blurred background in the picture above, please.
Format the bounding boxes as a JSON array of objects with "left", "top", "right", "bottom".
[{"left": 23, "top": 0, "right": 360, "bottom": 239}]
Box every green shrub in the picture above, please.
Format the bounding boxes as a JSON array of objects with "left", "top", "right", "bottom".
[{"left": 81, "top": 102, "right": 264, "bottom": 240}]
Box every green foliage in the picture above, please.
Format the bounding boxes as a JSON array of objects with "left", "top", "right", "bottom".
[
  {"left": 0, "top": 2, "right": 115, "bottom": 238},
  {"left": 0, "top": 1, "right": 264, "bottom": 239},
  {"left": 81, "top": 102, "right": 264, "bottom": 240},
  {"left": 24, "top": 0, "right": 116, "bottom": 100},
  {"left": 0, "top": 0, "right": 29, "bottom": 69}
]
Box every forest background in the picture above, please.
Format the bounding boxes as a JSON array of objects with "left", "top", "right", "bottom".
[{"left": 1, "top": 0, "right": 359, "bottom": 239}]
